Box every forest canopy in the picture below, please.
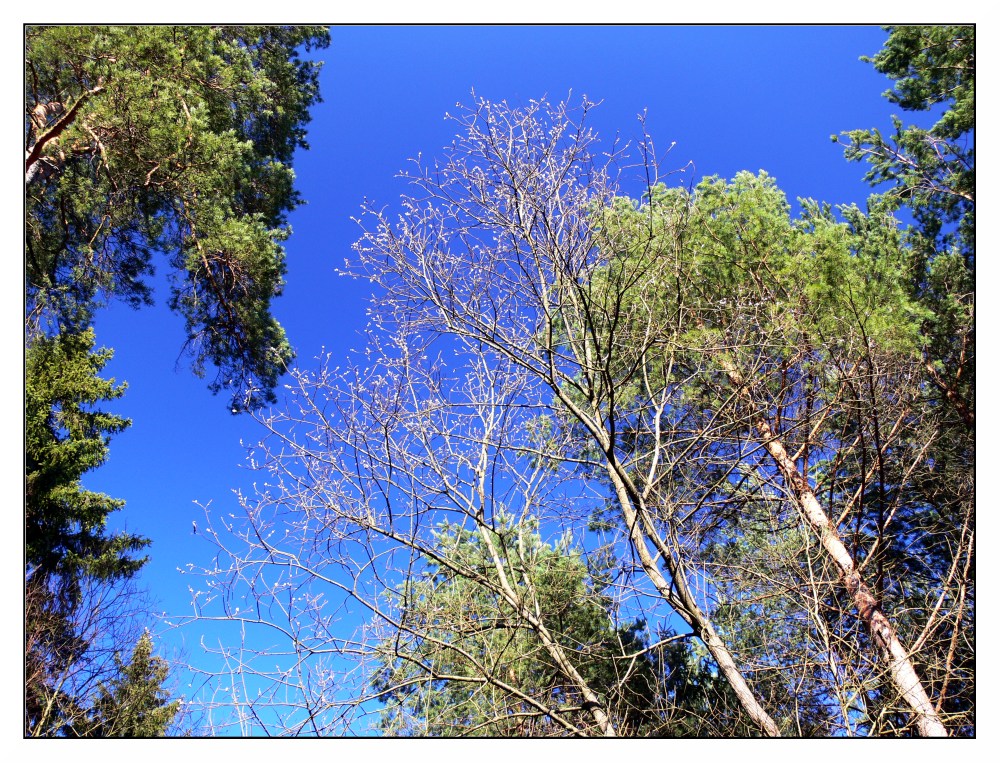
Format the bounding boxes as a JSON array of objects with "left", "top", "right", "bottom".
[{"left": 24, "top": 25, "right": 973, "bottom": 738}]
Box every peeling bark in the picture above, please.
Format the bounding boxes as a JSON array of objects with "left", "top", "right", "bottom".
[{"left": 25, "top": 86, "right": 103, "bottom": 185}]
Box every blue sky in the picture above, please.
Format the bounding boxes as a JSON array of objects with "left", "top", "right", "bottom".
[{"left": 72, "top": 24, "right": 915, "bottom": 724}]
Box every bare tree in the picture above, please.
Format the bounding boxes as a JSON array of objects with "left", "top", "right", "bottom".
[
  {"left": 182, "top": 95, "right": 969, "bottom": 736},
  {"left": 181, "top": 96, "right": 779, "bottom": 736},
  {"left": 181, "top": 350, "right": 645, "bottom": 734}
]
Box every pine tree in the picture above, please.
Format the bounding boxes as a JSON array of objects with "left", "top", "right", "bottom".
[
  {"left": 835, "top": 25, "right": 974, "bottom": 735},
  {"left": 25, "top": 25, "right": 330, "bottom": 409},
  {"left": 583, "top": 169, "right": 956, "bottom": 735},
  {"left": 373, "top": 518, "right": 708, "bottom": 736}
]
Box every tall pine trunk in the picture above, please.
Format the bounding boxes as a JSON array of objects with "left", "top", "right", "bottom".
[{"left": 724, "top": 361, "right": 948, "bottom": 737}]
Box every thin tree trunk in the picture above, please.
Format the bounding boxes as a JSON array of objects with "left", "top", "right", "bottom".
[
  {"left": 476, "top": 524, "right": 618, "bottom": 736},
  {"left": 602, "top": 460, "right": 783, "bottom": 737},
  {"left": 542, "top": 361, "right": 783, "bottom": 737}
]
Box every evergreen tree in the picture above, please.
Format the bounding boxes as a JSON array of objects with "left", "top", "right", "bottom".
[
  {"left": 837, "top": 26, "right": 973, "bottom": 430},
  {"left": 838, "top": 26, "right": 973, "bottom": 267},
  {"left": 25, "top": 329, "right": 151, "bottom": 736},
  {"left": 835, "top": 25, "right": 974, "bottom": 735},
  {"left": 582, "top": 168, "right": 960, "bottom": 735},
  {"left": 26, "top": 329, "right": 146, "bottom": 594},
  {"left": 26, "top": 24, "right": 329, "bottom": 409},
  {"left": 372, "top": 518, "right": 723, "bottom": 736},
  {"left": 79, "top": 631, "right": 180, "bottom": 737}
]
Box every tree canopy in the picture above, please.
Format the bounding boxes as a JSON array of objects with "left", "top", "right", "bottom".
[
  {"left": 80, "top": 630, "right": 180, "bottom": 737},
  {"left": 25, "top": 25, "right": 974, "bottom": 738},
  {"left": 373, "top": 518, "right": 665, "bottom": 736},
  {"left": 25, "top": 24, "right": 330, "bottom": 410},
  {"left": 837, "top": 25, "right": 974, "bottom": 433}
]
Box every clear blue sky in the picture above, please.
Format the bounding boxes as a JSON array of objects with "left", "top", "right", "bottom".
[{"left": 79, "top": 24, "right": 905, "bottom": 718}]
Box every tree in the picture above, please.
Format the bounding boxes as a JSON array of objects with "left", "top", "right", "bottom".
[
  {"left": 26, "top": 572, "right": 160, "bottom": 736},
  {"left": 25, "top": 24, "right": 329, "bottom": 409},
  {"left": 26, "top": 329, "right": 146, "bottom": 592},
  {"left": 80, "top": 630, "right": 180, "bottom": 737},
  {"left": 182, "top": 97, "right": 781, "bottom": 736},
  {"left": 371, "top": 517, "right": 763, "bottom": 737},
  {"left": 372, "top": 517, "right": 664, "bottom": 736},
  {"left": 836, "top": 26, "right": 974, "bottom": 733},
  {"left": 25, "top": 329, "right": 154, "bottom": 735},
  {"left": 837, "top": 26, "right": 973, "bottom": 264},
  {"left": 836, "top": 25, "right": 974, "bottom": 430},
  {"left": 181, "top": 33, "right": 972, "bottom": 736},
  {"left": 587, "top": 171, "right": 961, "bottom": 735},
  {"left": 182, "top": 342, "right": 635, "bottom": 736}
]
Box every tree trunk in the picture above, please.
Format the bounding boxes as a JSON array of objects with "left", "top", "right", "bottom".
[
  {"left": 544, "top": 372, "right": 783, "bottom": 737},
  {"left": 602, "top": 454, "right": 783, "bottom": 737},
  {"left": 725, "top": 363, "right": 948, "bottom": 737}
]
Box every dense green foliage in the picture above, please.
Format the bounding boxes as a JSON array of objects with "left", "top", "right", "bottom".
[
  {"left": 837, "top": 25, "right": 974, "bottom": 433},
  {"left": 373, "top": 519, "right": 737, "bottom": 736},
  {"left": 26, "top": 330, "right": 146, "bottom": 593},
  {"left": 582, "top": 171, "right": 949, "bottom": 734},
  {"left": 26, "top": 24, "right": 329, "bottom": 409}
]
